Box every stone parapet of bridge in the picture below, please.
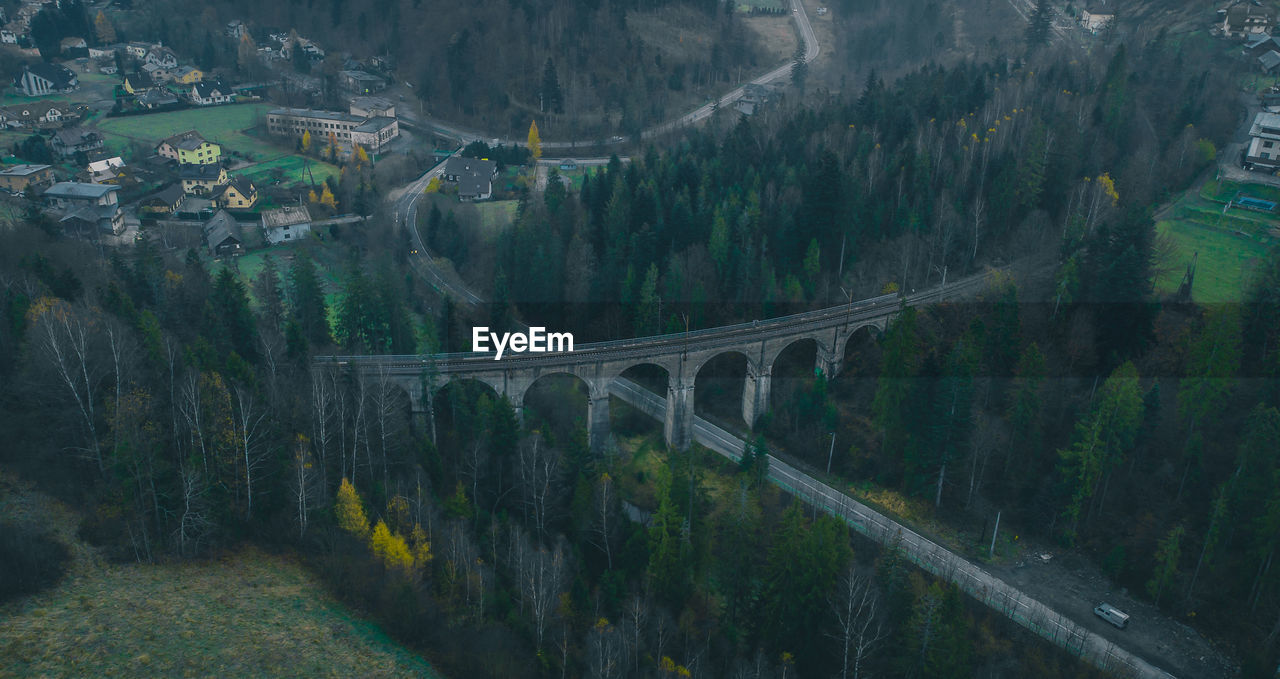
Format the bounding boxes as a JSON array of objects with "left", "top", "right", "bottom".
[{"left": 316, "top": 272, "right": 996, "bottom": 452}]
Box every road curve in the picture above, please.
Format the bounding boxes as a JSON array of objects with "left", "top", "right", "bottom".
[
  {"left": 607, "top": 379, "right": 1179, "bottom": 679},
  {"left": 397, "top": 0, "right": 819, "bottom": 150}
]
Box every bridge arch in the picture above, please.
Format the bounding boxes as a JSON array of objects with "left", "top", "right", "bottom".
[
  {"left": 608, "top": 361, "right": 673, "bottom": 442},
  {"left": 520, "top": 371, "right": 613, "bottom": 453},
  {"left": 692, "top": 350, "right": 756, "bottom": 432}
]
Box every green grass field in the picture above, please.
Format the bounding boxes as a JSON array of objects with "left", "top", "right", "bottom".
[
  {"left": 238, "top": 154, "right": 340, "bottom": 186},
  {"left": 1155, "top": 218, "right": 1270, "bottom": 302},
  {"left": 96, "top": 103, "right": 276, "bottom": 159},
  {"left": 0, "top": 472, "right": 438, "bottom": 678},
  {"left": 0, "top": 548, "right": 440, "bottom": 678},
  {"left": 1151, "top": 177, "right": 1278, "bottom": 302},
  {"left": 474, "top": 200, "right": 518, "bottom": 235}
]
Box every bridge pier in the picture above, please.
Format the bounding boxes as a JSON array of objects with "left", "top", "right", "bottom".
[
  {"left": 587, "top": 392, "right": 610, "bottom": 453},
  {"left": 816, "top": 345, "right": 842, "bottom": 380},
  {"left": 742, "top": 363, "right": 771, "bottom": 429},
  {"left": 664, "top": 376, "right": 695, "bottom": 450}
]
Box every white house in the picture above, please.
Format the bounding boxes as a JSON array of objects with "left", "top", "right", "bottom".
[
  {"left": 189, "top": 80, "right": 234, "bottom": 106},
  {"left": 1246, "top": 111, "right": 1280, "bottom": 171},
  {"left": 261, "top": 205, "right": 312, "bottom": 244}
]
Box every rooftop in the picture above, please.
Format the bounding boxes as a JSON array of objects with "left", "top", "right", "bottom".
[
  {"left": 269, "top": 107, "right": 364, "bottom": 124},
  {"left": 1251, "top": 111, "right": 1280, "bottom": 137},
  {"left": 352, "top": 116, "right": 395, "bottom": 133},
  {"left": 261, "top": 205, "right": 312, "bottom": 228},
  {"left": 45, "top": 182, "right": 119, "bottom": 200},
  {"left": 0, "top": 163, "right": 51, "bottom": 176}
]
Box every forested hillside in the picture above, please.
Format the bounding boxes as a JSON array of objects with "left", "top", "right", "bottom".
[
  {"left": 126, "top": 0, "right": 766, "bottom": 137},
  {"left": 4, "top": 14, "right": 1279, "bottom": 679}
]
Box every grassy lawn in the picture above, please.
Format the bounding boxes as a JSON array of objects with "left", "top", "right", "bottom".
[
  {"left": 0, "top": 548, "right": 440, "bottom": 678},
  {"left": 239, "top": 154, "right": 339, "bottom": 186},
  {"left": 0, "top": 471, "right": 439, "bottom": 678},
  {"left": 96, "top": 103, "right": 276, "bottom": 160},
  {"left": 474, "top": 199, "right": 518, "bottom": 236},
  {"left": 1200, "top": 178, "right": 1280, "bottom": 205},
  {"left": 737, "top": 0, "right": 786, "bottom": 10},
  {"left": 1155, "top": 218, "right": 1270, "bottom": 302}
]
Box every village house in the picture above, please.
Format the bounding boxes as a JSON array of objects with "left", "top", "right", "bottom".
[
  {"left": 170, "top": 66, "right": 203, "bottom": 84},
  {"left": 15, "top": 63, "right": 78, "bottom": 96},
  {"left": 157, "top": 130, "right": 221, "bottom": 165},
  {"left": 139, "top": 183, "right": 185, "bottom": 215},
  {"left": 226, "top": 20, "right": 246, "bottom": 39},
  {"left": 266, "top": 107, "right": 399, "bottom": 153},
  {"left": 189, "top": 80, "right": 234, "bottom": 106},
  {"left": 145, "top": 46, "right": 178, "bottom": 70},
  {"left": 261, "top": 205, "right": 312, "bottom": 244},
  {"left": 124, "top": 42, "right": 151, "bottom": 59},
  {"left": 50, "top": 127, "right": 104, "bottom": 158},
  {"left": 349, "top": 96, "right": 395, "bottom": 118},
  {"left": 179, "top": 164, "right": 229, "bottom": 195},
  {"left": 44, "top": 182, "right": 124, "bottom": 235},
  {"left": 85, "top": 157, "right": 126, "bottom": 184},
  {"left": 59, "top": 36, "right": 87, "bottom": 55},
  {"left": 1, "top": 101, "right": 75, "bottom": 128},
  {"left": 0, "top": 163, "right": 53, "bottom": 194},
  {"left": 442, "top": 156, "right": 498, "bottom": 201},
  {"left": 1, "top": 30, "right": 16, "bottom": 45},
  {"left": 1246, "top": 111, "right": 1280, "bottom": 171},
  {"left": 339, "top": 70, "right": 386, "bottom": 94},
  {"left": 211, "top": 176, "right": 258, "bottom": 209},
  {"left": 1222, "top": 1, "right": 1275, "bottom": 39},
  {"left": 1080, "top": 2, "right": 1115, "bottom": 33},
  {"left": 137, "top": 88, "right": 179, "bottom": 109},
  {"left": 142, "top": 62, "right": 173, "bottom": 82},
  {"left": 1262, "top": 50, "right": 1280, "bottom": 73},
  {"left": 203, "top": 210, "right": 244, "bottom": 256}
]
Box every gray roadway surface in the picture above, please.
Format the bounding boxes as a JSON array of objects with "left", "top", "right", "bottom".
[
  {"left": 394, "top": 0, "right": 817, "bottom": 150},
  {"left": 376, "top": 2, "right": 1180, "bottom": 674},
  {"left": 609, "top": 380, "right": 1179, "bottom": 679}
]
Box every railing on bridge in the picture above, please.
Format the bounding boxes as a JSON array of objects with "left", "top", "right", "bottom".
[{"left": 314, "top": 271, "right": 997, "bottom": 369}]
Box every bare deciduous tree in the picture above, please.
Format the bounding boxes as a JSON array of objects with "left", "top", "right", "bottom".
[{"left": 829, "top": 567, "right": 886, "bottom": 679}]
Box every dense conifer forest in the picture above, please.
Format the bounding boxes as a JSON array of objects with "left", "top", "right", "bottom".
[{"left": 4, "top": 16, "right": 1280, "bottom": 679}]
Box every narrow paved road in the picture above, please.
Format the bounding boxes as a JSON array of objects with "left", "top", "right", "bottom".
[
  {"left": 608, "top": 380, "right": 1180, "bottom": 679},
  {"left": 388, "top": 155, "right": 485, "bottom": 307},
  {"left": 396, "top": 0, "right": 817, "bottom": 149}
]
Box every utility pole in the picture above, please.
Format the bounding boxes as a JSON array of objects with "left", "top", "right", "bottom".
[
  {"left": 989, "top": 510, "right": 1001, "bottom": 558},
  {"left": 826, "top": 432, "right": 836, "bottom": 475}
]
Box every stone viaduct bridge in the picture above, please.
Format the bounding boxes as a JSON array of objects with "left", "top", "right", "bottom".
[{"left": 316, "top": 274, "right": 993, "bottom": 451}]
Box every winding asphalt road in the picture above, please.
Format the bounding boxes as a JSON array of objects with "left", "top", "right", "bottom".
[{"left": 397, "top": 0, "right": 818, "bottom": 149}]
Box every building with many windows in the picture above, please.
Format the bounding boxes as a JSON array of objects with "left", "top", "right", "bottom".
[{"left": 266, "top": 107, "right": 399, "bottom": 153}]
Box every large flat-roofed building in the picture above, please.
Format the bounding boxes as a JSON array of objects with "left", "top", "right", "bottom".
[{"left": 266, "top": 107, "right": 399, "bottom": 153}]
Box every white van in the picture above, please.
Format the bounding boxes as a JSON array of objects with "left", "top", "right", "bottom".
[{"left": 1094, "top": 603, "right": 1130, "bottom": 629}]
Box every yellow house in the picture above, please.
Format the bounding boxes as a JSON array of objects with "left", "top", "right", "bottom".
[
  {"left": 213, "top": 176, "right": 258, "bottom": 209},
  {"left": 179, "top": 163, "right": 228, "bottom": 195},
  {"left": 157, "top": 130, "right": 221, "bottom": 165},
  {"left": 171, "top": 66, "right": 203, "bottom": 84}
]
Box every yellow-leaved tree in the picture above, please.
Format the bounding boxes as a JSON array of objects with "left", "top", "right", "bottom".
[
  {"left": 308, "top": 189, "right": 319, "bottom": 203},
  {"left": 94, "top": 10, "right": 116, "bottom": 44},
  {"left": 370, "top": 519, "right": 413, "bottom": 571},
  {"left": 334, "top": 478, "right": 369, "bottom": 538},
  {"left": 319, "top": 185, "right": 337, "bottom": 209},
  {"left": 410, "top": 524, "right": 433, "bottom": 570},
  {"left": 301, "top": 130, "right": 311, "bottom": 152},
  {"left": 528, "top": 120, "right": 541, "bottom": 163},
  {"left": 355, "top": 145, "right": 369, "bottom": 164}
]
